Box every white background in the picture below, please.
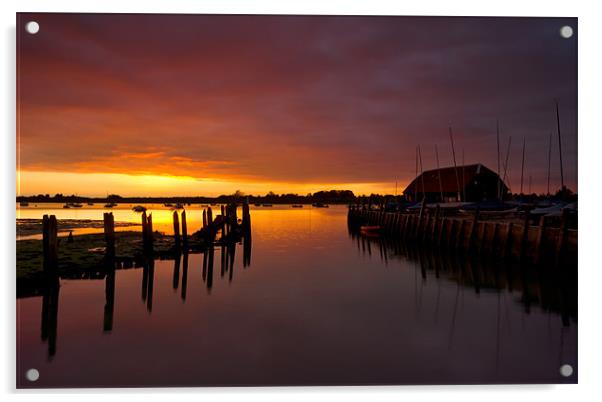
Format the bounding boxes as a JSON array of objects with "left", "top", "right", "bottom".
[{"left": 2, "top": 0, "right": 601, "bottom": 400}]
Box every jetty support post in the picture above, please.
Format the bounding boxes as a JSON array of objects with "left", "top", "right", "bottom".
[
  {"left": 173, "top": 210, "right": 181, "bottom": 251},
  {"left": 520, "top": 207, "right": 532, "bottom": 262},
  {"left": 242, "top": 201, "right": 251, "bottom": 234},
  {"left": 207, "top": 207, "right": 213, "bottom": 227},
  {"left": 141, "top": 211, "right": 148, "bottom": 249},
  {"left": 202, "top": 209, "right": 207, "bottom": 228},
  {"left": 431, "top": 204, "right": 440, "bottom": 243},
  {"left": 555, "top": 208, "right": 569, "bottom": 266},
  {"left": 146, "top": 213, "right": 154, "bottom": 251},
  {"left": 42, "top": 214, "right": 58, "bottom": 272},
  {"left": 533, "top": 216, "right": 547, "bottom": 265},
  {"left": 468, "top": 206, "right": 480, "bottom": 252},
  {"left": 181, "top": 210, "right": 188, "bottom": 249},
  {"left": 104, "top": 212, "right": 115, "bottom": 257},
  {"left": 416, "top": 200, "right": 426, "bottom": 240}
]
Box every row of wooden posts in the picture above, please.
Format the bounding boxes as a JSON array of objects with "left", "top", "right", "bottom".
[
  {"left": 42, "top": 203, "right": 253, "bottom": 271},
  {"left": 348, "top": 205, "right": 575, "bottom": 266}
]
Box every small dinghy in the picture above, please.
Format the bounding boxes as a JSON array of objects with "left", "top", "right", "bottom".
[{"left": 360, "top": 225, "right": 382, "bottom": 235}]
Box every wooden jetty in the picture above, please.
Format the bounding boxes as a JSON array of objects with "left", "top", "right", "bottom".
[
  {"left": 33, "top": 203, "right": 253, "bottom": 282},
  {"left": 347, "top": 206, "right": 577, "bottom": 267}
]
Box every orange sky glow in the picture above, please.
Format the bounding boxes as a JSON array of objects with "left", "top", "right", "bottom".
[{"left": 17, "top": 14, "right": 577, "bottom": 197}]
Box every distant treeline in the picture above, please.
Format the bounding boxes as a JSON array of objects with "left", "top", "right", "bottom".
[
  {"left": 16, "top": 190, "right": 358, "bottom": 205},
  {"left": 16, "top": 187, "right": 576, "bottom": 205}
]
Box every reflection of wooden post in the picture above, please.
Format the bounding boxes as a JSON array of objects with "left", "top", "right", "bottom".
[
  {"left": 181, "top": 210, "right": 188, "bottom": 249},
  {"left": 173, "top": 211, "right": 180, "bottom": 250},
  {"left": 104, "top": 212, "right": 115, "bottom": 256}
]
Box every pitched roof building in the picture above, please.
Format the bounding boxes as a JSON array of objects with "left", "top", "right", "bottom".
[{"left": 403, "top": 163, "right": 509, "bottom": 202}]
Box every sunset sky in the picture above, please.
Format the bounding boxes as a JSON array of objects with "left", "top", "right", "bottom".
[{"left": 17, "top": 13, "right": 577, "bottom": 197}]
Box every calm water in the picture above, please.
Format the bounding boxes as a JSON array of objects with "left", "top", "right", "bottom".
[{"left": 16, "top": 205, "right": 577, "bottom": 387}]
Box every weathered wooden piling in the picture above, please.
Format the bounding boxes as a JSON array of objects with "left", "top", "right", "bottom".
[
  {"left": 468, "top": 207, "right": 480, "bottom": 252},
  {"left": 519, "top": 208, "right": 531, "bottom": 261},
  {"left": 103, "top": 212, "right": 115, "bottom": 256},
  {"left": 534, "top": 215, "right": 547, "bottom": 265},
  {"left": 503, "top": 222, "right": 514, "bottom": 260},
  {"left": 146, "top": 213, "right": 153, "bottom": 249},
  {"left": 242, "top": 202, "right": 251, "bottom": 233},
  {"left": 431, "top": 205, "right": 440, "bottom": 243},
  {"left": 42, "top": 214, "right": 58, "bottom": 271},
  {"left": 173, "top": 210, "right": 181, "bottom": 250},
  {"left": 202, "top": 209, "right": 207, "bottom": 228},
  {"left": 207, "top": 207, "right": 213, "bottom": 227},
  {"left": 181, "top": 210, "right": 188, "bottom": 249},
  {"left": 556, "top": 208, "right": 569, "bottom": 265},
  {"left": 347, "top": 207, "right": 576, "bottom": 266}
]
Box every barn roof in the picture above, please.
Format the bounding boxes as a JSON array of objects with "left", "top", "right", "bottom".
[{"left": 403, "top": 163, "right": 507, "bottom": 194}]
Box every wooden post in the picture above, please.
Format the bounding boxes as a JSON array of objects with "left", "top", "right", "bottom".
[
  {"left": 447, "top": 219, "right": 456, "bottom": 249},
  {"left": 555, "top": 208, "right": 569, "bottom": 265},
  {"left": 503, "top": 222, "right": 514, "bottom": 260},
  {"left": 242, "top": 201, "right": 251, "bottom": 234},
  {"left": 173, "top": 211, "right": 181, "bottom": 250},
  {"left": 520, "top": 208, "right": 531, "bottom": 261},
  {"left": 490, "top": 223, "right": 499, "bottom": 256},
  {"left": 207, "top": 207, "right": 213, "bottom": 227},
  {"left": 468, "top": 206, "right": 480, "bottom": 252},
  {"left": 416, "top": 200, "right": 426, "bottom": 239},
  {"left": 202, "top": 209, "right": 207, "bottom": 228},
  {"left": 431, "top": 204, "right": 440, "bottom": 243},
  {"left": 455, "top": 219, "right": 466, "bottom": 251},
  {"left": 146, "top": 213, "right": 154, "bottom": 250},
  {"left": 534, "top": 215, "right": 547, "bottom": 265},
  {"left": 42, "top": 215, "right": 49, "bottom": 258},
  {"left": 141, "top": 211, "right": 148, "bottom": 249},
  {"left": 181, "top": 210, "right": 188, "bottom": 249},
  {"left": 43, "top": 215, "right": 58, "bottom": 271},
  {"left": 104, "top": 212, "right": 115, "bottom": 256},
  {"left": 437, "top": 217, "right": 446, "bottom": 247}
]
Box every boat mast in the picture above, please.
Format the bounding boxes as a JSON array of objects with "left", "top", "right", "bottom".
[
  {"left": 418, "top": 145, "right": 425, "bottom": 202},
  {"left": 555, "top": 100, "right": 565, "bottom": 191},
  {"left": 520, "top": 136, "right": 526, "bottom": 195},
  {"left": 462, "top": 149, "right": 466, "bottom": 202},
  {"left": 547, "top": 130, "right": 552, "bottom": 196},
  {"left": 502, "top": 136, "right": 512, "bottom": 197},
  {"left": 449, "top": 126, "right": 462, "bottom": 202},
  {"left": 435, "top": 145, "right": 444, "bottom": 202},
  {"left": 496, "top": 120, "right": 501, "bottom": 200},
  {"left": 415, "top": 146, "right": 419, "bottom": 202}
]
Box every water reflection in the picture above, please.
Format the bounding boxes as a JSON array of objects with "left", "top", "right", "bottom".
[
  {"left": 31, "top": 239, "right": 249, "bottom": 362},
  {"left": 348, "top": 229, "right": 577, "bottom": 327},
  {"left": 17, "top": 206, "right": 576, "bottom": 386},
  {"left": 40, "top": 276, "right": 60, "bottom": 359}
]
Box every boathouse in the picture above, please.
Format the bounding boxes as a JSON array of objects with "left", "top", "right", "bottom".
[{"left": 403, "top": 163, "right": 509, "bottom": 202}]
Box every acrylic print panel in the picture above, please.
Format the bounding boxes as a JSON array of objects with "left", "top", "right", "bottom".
[{"left": 16, "top": 13, "right": 577, "bottom": 388}]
